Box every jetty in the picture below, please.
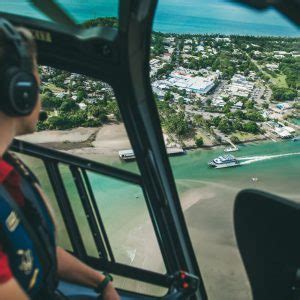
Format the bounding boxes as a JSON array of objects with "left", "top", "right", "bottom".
[
  {"left": 223, "top": 138, "right": 239, "bottom": 152},
  {"left": 119, "top": 147, "right": 185, "bottom": 161}
]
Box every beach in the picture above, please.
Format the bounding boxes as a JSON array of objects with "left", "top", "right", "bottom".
[{"left": 18, "top": 123, "right": 131, "bottom": 156}]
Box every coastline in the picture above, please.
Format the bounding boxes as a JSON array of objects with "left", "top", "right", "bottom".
[{"left": 17, "top": 123, "right": 270, "bottom": 157}]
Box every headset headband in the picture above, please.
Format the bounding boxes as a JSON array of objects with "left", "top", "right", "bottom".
[{"left": 0, "top": 18, "right": 32, "bottom": 72}]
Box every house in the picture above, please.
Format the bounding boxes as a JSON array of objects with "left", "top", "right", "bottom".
[
  {"left": 212, "top": 98, "right": 226, "bottom": 107},
  {"left": 78, "top": 103, "right": 87, "bottom": 110},
  {"left": 233, "top": 101, "right": 243, "bottom": 109},
  {"left": 266, "top": 63, "right": 279, "bottom": 71},
  {"left": 274, "top": 127, "right": 292, "bottom": 139}
]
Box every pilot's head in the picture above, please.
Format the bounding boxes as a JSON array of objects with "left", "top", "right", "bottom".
[{"left": 0, "top": 24, "right": 41, "bottom": 136}]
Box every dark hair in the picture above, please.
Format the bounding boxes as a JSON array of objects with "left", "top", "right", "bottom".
[{"left": 0, "top": 26, "right": 37, "bottom": 73}]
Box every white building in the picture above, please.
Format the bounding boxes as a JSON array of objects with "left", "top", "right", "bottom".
[
  {"left": 169, "top": 70, "right": 217, "bottom": 94},
  {"left": 274, "top": 127, "right": 292, "bottom": 138},
  {"left": 266, "top": 63, "right": 279, "bottom": 71},
  {"left": 78, "top": 103, "right": 87, "bottom": 110},
  {"left": 226, "top": 74, "right": 254, "bottom": 98},
  {"left": 212, "top": 98, "right": 225, "bottom": 107},
  {"left": 233, "top": 101, "right": 243, "bottom": 109}
]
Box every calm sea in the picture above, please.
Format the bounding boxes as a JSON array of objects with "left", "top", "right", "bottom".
[{"left": 1, "top": 0, "right": 299, "bottom": 36}]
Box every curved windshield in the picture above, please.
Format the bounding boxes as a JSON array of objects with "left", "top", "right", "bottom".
[
  {"left": 0, "top": 0, "right": 118, "bottom": 26},
  {"left": 153, "top": 0, "right": 299, "bottom": 36},
  {"left": 152, "top": 1, "right": 299, "bottom": 299}
]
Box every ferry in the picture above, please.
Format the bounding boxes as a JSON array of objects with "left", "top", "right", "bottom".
[
  {"left": 224, "top": 146, "right": 239, "bottom": 152},
  {"left": 209, "top": 154, "right": 240, "bottom": 168}
]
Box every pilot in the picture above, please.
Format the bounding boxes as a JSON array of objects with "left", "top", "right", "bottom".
[{"left": 0, "top": 19, "right": 120, "bottom": 300}]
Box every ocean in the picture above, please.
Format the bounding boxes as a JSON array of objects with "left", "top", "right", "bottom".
[{"left": 0, "top": 0, "right": 299, "bottom": 36}]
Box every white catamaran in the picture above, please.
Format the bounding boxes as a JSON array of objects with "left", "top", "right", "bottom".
[{"left": 209, "top": 154, "right": 240, "bottom": 168}]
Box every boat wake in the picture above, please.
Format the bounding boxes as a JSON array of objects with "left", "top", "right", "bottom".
[{"left": 239, "top": 152, "right": 300, "bottom": 165}]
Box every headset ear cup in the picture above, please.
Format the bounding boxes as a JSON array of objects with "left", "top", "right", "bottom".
[
  {"left": 2, "top": 66, "right": 38, "bottom": 116},
  {"left": 0, "top": 66, "right": 19, "bottom": 116}
]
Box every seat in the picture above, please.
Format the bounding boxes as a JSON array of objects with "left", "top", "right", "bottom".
[{"left": 234, "top": 189, "right": 300, "bottom": 300}]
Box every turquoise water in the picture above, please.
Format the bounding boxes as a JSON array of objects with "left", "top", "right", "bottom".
[
  {"left": 290, "top": 118, "right": 300, "bottom": 126},
  {"left": 1, "top": 0, "right": 299, "bottom": 36},
  {"left": 111, "top": 140, "right": 300, "bottom": 199}
]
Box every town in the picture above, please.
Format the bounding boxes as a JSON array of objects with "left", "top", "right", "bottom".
[{"left": 37, "top": 32, "right": 300, "bottom": 149}]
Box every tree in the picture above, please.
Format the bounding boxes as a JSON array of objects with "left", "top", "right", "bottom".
[
  {"left": 245, "top": 110, "right": 264, "bottom": 122},
  {"left": 243, "top": 121, "right": 259, "bottom": 134},
  {"left": 262, "top": 102, "right": 269, "bottom": 109},
  {"left": 59, "top": 101, "right": 80, "bottom": 113},
  {"left": 106, "top": 100, "right": 122, "bottom": 121},
  {"left": 206, "top": 99, "right": 212, "bottom": 106},
  {"left": 38, "top": 111, "right": 48, "bottom": 122},
  {"left": 164, "top": 111, "right": 190, "bottom": 138},
  {"left": 88, "top": 106, "right": 108, "bottom": 123},
  {"left": 271, "top": 86, "right": 297, "bottom": 101},
  {"left": 245, "top": 100, "right": 254, "bottom": 109},
  {"left": 77, "top": 90, "right": 87, "bottom": 101},
  {"left": 212, "top": 116, "right": 221, "bottom": 127},
  {"left": 195, "top": 137, "right": 204, "bottom": 147},
  {"left": 218, "top": 118, "right": 232, "bottom": 134},
  {"left": 193, "top": 115, "right": 204, "bottom": 127},
  {"left": 164, "top": 91, "right": 174, "bottom": 102},
  {"left": 41, "top": 94, "right": 62, "bottom": 110},
  {"left": 230, "top": 135, "right": 240, "bottom": 144},
  {"left": 47, "top": 115, "right": 73, "bottom": 130}
]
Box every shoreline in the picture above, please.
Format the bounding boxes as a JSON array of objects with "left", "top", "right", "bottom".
[{"left": 17, "top": 124, "right": 272, "bottom": 157}]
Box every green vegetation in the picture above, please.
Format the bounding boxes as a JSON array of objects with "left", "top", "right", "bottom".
[
  {"left": 230, "top": 135, "right": 240, "bottom": 144},
  {"left": 271, "top": 86, "right": 298, "bottom": 101},
  {"left": 82, "top": 17, "right": 118, "bottom": 28},
  {"left": 163, "top": 111, "right": 190, "bottom": 138},
  {"left": 38, "top": 26, "right": 299, "bottom": 146},
  {"left": 279, "top": 57, "right": 300, "bottom": 89},
  {"left": 194, "top": 137, "right": 204, "bottom": 147}
]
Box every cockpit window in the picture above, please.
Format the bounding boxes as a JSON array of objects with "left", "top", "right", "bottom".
[
  {"left": 0, "top": 1, "right": 47, "bottom": 21},
  {"left": 153, "top": 0, "right": 299, "bottom": 36},
  {"left": 152, "top": 1, "right": 299, "bottom": 299},
  {"left": 0, "top": 0, "right": 118, "bottom": 27}
]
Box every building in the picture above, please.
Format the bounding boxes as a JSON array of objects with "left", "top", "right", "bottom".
[
  {"left": 274, "top": 127, "right": 292, "bottom": 139},
  {"left": 78, "top": 103, "right": 87, "bottom": 110},
  {"left": 233, "top": 101, "right": 243, "bottom": 109},
  {"left": 168, "top": 70, "right": 217, "bottom": 94},
  {"left": 212, "top": 98, "right": 226, "bottom": 107},
  {"left": 226, "top": 74, "right": 254, "bottom": 98},
  {"left": 266, "top": 63, "right": 279, "bottom": 71}
]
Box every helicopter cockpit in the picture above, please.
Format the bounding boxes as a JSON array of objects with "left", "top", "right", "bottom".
[{"left": 0, "top": 1, "right": 299, "bottom": 299}]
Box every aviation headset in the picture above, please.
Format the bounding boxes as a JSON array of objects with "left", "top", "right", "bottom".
[{"left": 0, "top": 18, "right": 38, "bottom": 116}]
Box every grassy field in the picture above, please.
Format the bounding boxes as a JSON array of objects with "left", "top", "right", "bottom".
[
  {"left": 271, "top": 73, "right": 288, "bottom": 88},
  {"left": 44, "top": 82, "right": 65, "bottom": 93},
  {"left": 233, "top": 132, "right": 263, "bottom": 141}
]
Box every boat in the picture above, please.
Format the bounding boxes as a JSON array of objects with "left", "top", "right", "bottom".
[
  {"left": 224, "top": 146, "right": 239, "bottom": 152},
  {"left": 118, "top": 149, "right": 136, "bottom": 161},
  {"left": 292, "top": 136, "right": 300, "bottom": 142},
  {"left": 119, "top": 147, "right": 185, "bottom": 161},
  {"left": 209, "top": 154, "right": 240, "bottom": 168}
]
